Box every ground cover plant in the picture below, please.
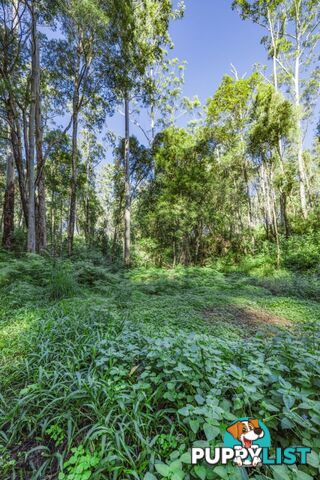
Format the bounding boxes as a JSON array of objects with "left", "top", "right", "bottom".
[{"left": 0, "top": 255, "right": 319, "bottom": 480}]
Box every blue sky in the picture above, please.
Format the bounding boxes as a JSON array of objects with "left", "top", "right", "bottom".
[{"left": 168, "top": 0, "right": 266, "bottom": 102}]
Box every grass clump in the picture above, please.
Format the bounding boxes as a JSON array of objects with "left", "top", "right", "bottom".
[{"left": 48, "top": 260, "right": 79, "bottom": 300}]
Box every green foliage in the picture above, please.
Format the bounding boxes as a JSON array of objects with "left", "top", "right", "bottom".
[
  {"left": 46, "top": 424, "right": 65, "bottom": 447},
  {"left": 282, "top": 235, "right": 320, "bottom": 272},
  {"left": 249, "top": 83, "right": 295, "bottom": 157},
  {"left": 75, "top": 260, "right": 120, "bottom": 287},
  {"left": 58, "top": 445, "right": 101, "bottom": 480},
  {"left": 136, "top": 127, "right": 217, "bottom": 266},
  {"left": 0, "top": 257, "right": 319, "bottom": 479},
  {"left": 0, "top": 445, "right": 16, "bottom": 476}
]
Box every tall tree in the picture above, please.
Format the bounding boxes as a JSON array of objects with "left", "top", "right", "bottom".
[
  {"left": 27, "top": 0, "right": 38, "bottom": 252},
  {"left": 45, "top": 0, "right": 109, "bottom": 255},
  {"left": 0, "top": 0, "right": 29, "bottom": 233},
  {"left": 249, "top": 83, "right": 295, "bottom": 264},
  {"left": 105, "top": 0, "right": 182, "bottom": 265},
  {"left": 233, "top": 0, "right": 320, "bottom": 218},
  {"left": 206, "top": 73, "right": 259, "bottom": 242},
  {"left": 34, "top": 3, "right": 46, "bottom": 252}
]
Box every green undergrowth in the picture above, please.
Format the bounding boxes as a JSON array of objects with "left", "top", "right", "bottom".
[{"left": 0, "top": 255, "right": 319, "bottom": 479}]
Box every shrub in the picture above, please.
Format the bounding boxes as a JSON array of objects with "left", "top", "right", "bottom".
[{"left": 74, "top": 260, "right": 120, "bottom": 287}]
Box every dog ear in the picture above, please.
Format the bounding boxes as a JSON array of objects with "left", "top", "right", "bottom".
[
  {"left": 227, "top": 422, "right": 241, "bottom": 439},
  {"left": 249, "top": 419, "right": 260, "bottom": 429}
]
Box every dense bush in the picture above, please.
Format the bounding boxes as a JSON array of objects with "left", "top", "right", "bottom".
[{"left": 282, "top": 234, "right": 320, "bottom": 272}]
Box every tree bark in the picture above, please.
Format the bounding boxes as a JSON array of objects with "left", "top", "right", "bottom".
[
  {"left": 293, "top": 2, "right": 307, "bottom": 218},
  {"left": 34, "top": 21, "right": 46, "bottom": 252},
  {"left": 7, "top": 99, "right": 28, "bottom": 226},
  {"left": 67, "top": 81, "right": 79, "bottom": 256},
  {"left": 260, "top": 162, "right": 273, "bottom": 239},
  {"left": 124, "top": 96, "right": 131, "bottom": 266},
  {"left": 37, "top": 174, "right": 46, "bottom": 251},
  {"left": 268, "top": 6, "right": 290, "bottom": 236},
  {"left": 2, "top": 150, "right": 15, "bottom": 249}
]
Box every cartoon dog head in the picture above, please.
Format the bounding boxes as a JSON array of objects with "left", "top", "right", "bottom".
[{"left": 227, "top": 419, "right": 264, "bottom": 448}]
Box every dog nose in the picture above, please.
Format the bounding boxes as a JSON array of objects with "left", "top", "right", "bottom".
[{"left": 254, "top": 428, "right": 263, "bottom": 435}]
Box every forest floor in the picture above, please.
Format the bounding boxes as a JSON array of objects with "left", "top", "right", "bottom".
[{"left": 0, "top": 255, "right": 319, "bottom": 479}]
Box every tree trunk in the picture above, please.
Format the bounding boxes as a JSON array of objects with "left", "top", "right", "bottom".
[
  {"left": 37, "top": 174, "right": 46, "bottom": 251},
  {"left": 27, "top": 6, "right": 37, "bottom": 253},
  {"left": 67, "top": 89, "right": 79, "bottom": 256},
  {"left": 2, "top": 150, "right": 15, "bottom": 249},
  {"left": 270, "top": 165, "right": 281, "bottom": 267},
  {"left": 260, "top": 162, "right": 273, "bottom": 238},
  {"left": 268, "top": 6, "right": 290, "bottom": 236},
  {"left": 7, "top": 99, "right": 28, "bottom": 226},
  {"left": 295, "top": 69, "right": 307, "bottom": 218},
  {"left": 124, "top": 96, "right": 131, "bottom": 266},
  {"left": 34, "top": 22, "right": 46, "bottom": 252}
]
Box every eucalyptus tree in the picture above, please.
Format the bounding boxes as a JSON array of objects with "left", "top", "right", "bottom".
[
  {"left": 78, "top": 129, "right": 104, "bottom": 246},
  {"left": 45, "top": 0, "right": 109, "bottom": 255},
  {"left": 232, "top": 0, "right": 291, "bottom": 232},
  {"left": 103, "top": 0, "right": 182, "bottom": 265},
  {"left": 45, "top": 131, "right": 71, "bottom": 254},
  {"left": 132, "top": 57, "right": 188, "bottom": 145},
  {"left": 206, "top": 73, "right": 259, "bottom": 241},
  {"left": 0, "top": 0, "right": 60, "bottom": 252},
  {"left": 0, "top": 0, "right": 29, "bottom": 245},
  {"left": 249, "top": 83, "right": 295, "bottom": 264},
  {"left": 0, "top": 2, "right": 18, "bottom": 248},
  {"left": 26, "top": 0, "right": 53, "bottom": 252},
  {"left": 284, "top": 0, "right": 320, "bottom": 217},
  {"left": 233, "top": 0, "right": 320, "bottom": 218},
  {"left": 26, "top": 0, "right": 39, "bottom": 252},
  {"left": 132, "top": 56, "right": 201, "bottom": 180}
]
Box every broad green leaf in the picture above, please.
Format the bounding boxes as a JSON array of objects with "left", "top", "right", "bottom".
[
  {"left": 144, "top": 474, "right": 157, "bottom": 480},
  {"left": 155, "top": 463, "right": 171, "bottom": 477},
  {"left": 180, "top": 452, "right": 191, "bottom": 464},
  {"left": 169, "top": 460, "right": 182, "bottom": 473},
  {"left": 195, "top": 394, "right": 205, "bottom": 405},
  {"left": 178, "top": 407, "right": 190, "bottom": 417},
  {"left": 270, "top": 465, "right": 291, "bottom": 480},
  {"left": 307, "top": 450, "right": 320, "bottom": 468},
  {"left": 294, "top": 471, "right": 313, "bottom": 480},
  {"left": 281, "top": 417, "right": 294, "bottom": 429},
  {"left": 172, "top": 472, "right": 184, "bottom": 480},
  {"left": 194, "top": 465, "right": 207, "bottom": 480},
  {"left": 190, "top": 419, "right": 200, "bottom": 434},
  {"left": 213, "top": 466, "right": 229, "bottom": 479},
  {"left": 203, "top": 423, "right": 220, "bottom": 441}
]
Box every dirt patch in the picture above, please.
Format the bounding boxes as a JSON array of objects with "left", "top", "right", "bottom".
[
  {"left": 9, "top": 437, "right": 59, "bottom": 479},
  {"left": 203, "top": 305, "right": 291, "bottom": 333}
]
